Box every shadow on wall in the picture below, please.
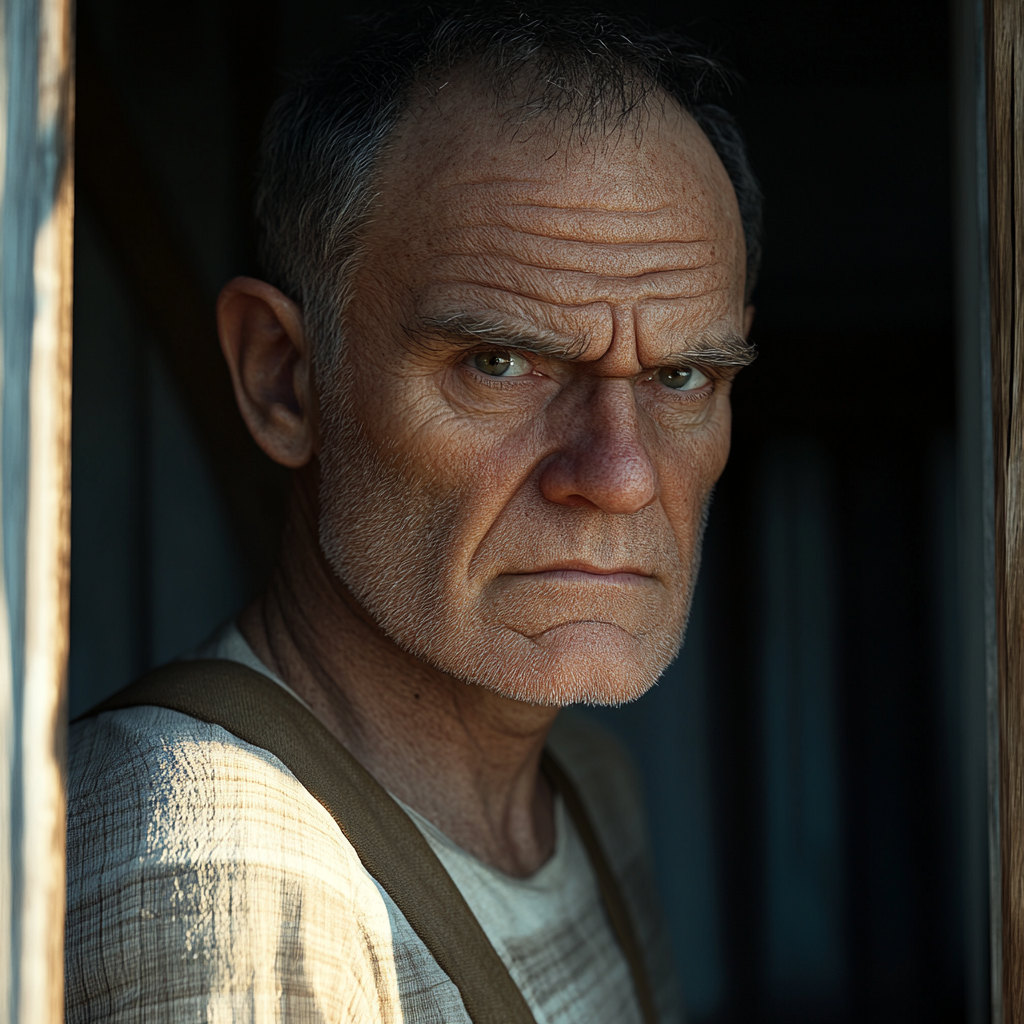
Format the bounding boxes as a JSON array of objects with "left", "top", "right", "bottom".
[{"left": 69, "top": 204, "right": 247, "bottom": 714}]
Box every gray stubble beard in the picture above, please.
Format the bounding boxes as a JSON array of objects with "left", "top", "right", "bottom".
[{"left": 315, "top": 357, "right": 712, "bottom": 708}]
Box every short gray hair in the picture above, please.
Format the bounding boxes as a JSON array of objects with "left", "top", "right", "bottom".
[{"left": 255, "top": 2, "right": 764, "bottom": 372}]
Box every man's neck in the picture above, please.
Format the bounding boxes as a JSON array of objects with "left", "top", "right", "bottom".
[{"left": 238, "top": 484, "right": 559, "bottom": 877}]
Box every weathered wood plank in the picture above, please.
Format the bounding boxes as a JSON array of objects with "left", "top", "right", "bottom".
[
  {"left": 987, "top": 0, "right": 1024, "bottom": 1019},
  {"left": 0, "top": 0, "right": 74, "bottom": 1018}
]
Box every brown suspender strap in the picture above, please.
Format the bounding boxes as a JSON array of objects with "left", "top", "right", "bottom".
[
  {"left": 80, "top": 659, "right": 658, "bottom": 1024},
  {"left": 541, "top": 751, "right": 659, "bottom": 1024}
]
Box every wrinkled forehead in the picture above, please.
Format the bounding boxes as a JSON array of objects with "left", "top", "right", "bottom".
[{"left": 371, "top": 72, "right": 744, "bottom": 265}]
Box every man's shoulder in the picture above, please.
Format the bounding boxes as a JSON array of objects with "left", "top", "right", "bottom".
[
  {"left": 66, "top": 706, "right": 464, "bottom": 1023},
  {"left": 69, "top": 702, "right": 307, "bottom": 801},
  {"left": 67, "top": 704, "right": 357, "bottom": 876}
]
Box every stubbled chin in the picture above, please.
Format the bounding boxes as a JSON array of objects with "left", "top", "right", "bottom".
[{"left": 441, "top": 621, "right": 681, "bottom": 708}]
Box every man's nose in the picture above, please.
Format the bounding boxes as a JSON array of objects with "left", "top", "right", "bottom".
[{"left": 538, "top": 382, "right": 657, "bottom": 514}]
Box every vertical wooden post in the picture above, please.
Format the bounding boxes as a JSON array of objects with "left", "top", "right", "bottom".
[
  {"left": 0, "top": 0, "right": 74, "bottom": 1019},
  {"left": 988, "top": 0, "right": 1024, "bottom": 1019}
]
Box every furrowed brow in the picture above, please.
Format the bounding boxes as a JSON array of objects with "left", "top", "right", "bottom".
[
  {"left": 408, "top": 314, "right": 757, "bottom": 370},
  {"left": 411, "top": 314, "right": 589, "bottom": 360}
]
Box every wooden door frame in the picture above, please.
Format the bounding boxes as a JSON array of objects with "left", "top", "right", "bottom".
[
  {"left": 986, "top": 0, "right": 1024, "bottom": 1020},
  {"left": 0, "top": 0, "right": 75, "bottom": 1018}
]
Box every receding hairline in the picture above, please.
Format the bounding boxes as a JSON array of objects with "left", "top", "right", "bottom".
[
  {"left": 366, "top": 69, "right": 742, "bottom": 255},
  {"left": 377, "top": 57, "right": 718, "bottom": 180},
  {"left": 402, "top": 52, "right": 691, "bottom": 128}
]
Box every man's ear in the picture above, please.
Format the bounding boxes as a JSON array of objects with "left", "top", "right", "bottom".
[
  {"left": 217, "top": 276, "right": 317, "bottom": 468},
  {"left": 743, "top": 304, "right": 756, "bottom": 339}
]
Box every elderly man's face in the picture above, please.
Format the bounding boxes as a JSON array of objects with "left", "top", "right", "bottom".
[{"left": 316, "top": 80, "right": 749, "bottom": 706}]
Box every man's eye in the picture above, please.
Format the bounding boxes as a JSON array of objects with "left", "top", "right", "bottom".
[
  {"left": 658, "top": 366, "right": 709, "bottom": 391},
  {"left": 469, "top": 350, "right": 533, "bottom": 377}
]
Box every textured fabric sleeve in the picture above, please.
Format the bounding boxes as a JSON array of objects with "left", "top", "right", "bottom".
[
  {"left": 65, "top": 707, "right": 411, "bottom": 1024},
  {"left": 547, "top": 712, "right": 684, "bottom": 1024}
]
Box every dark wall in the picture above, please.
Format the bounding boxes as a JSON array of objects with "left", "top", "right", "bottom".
[
  {"left": 591, "top": 3, "right": 963, "bottom": 1022},
  {"left": 70, "top": 2, "right": 966, "bottom": 1022}
]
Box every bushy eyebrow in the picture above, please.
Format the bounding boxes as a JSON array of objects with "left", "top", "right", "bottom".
[
  {"left": 410, "top": 313, "right": 757, "bottom": 369},
  {"left": 663, "top": 328, "right": 758, "bottom": 370},
  {"left": 411, "top": 314, "right": 589, "bottom": 360}
]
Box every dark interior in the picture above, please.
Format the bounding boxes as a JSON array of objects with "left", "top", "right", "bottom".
[{"left": 69, "top": 1, "right": 966, "bottom": 1021}]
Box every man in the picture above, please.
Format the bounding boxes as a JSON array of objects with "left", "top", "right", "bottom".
[{"left": 66, "top": 4, "right": 760, "bottom": 1022}]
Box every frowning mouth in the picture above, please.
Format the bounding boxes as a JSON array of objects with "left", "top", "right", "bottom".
[{"left": 510, "top": 562, "right": 653, "bottom": 585}]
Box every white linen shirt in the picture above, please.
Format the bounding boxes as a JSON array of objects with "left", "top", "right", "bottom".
[{"left": 65, "top": 626, "right": 682, "bottom": 1024}]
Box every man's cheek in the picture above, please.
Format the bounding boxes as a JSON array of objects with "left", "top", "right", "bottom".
[
  {"left": 410, "top": 431, "right": 539, "bottom": 518},
  {"left": 657, "top": 440, "right": 719, "bottom": 504}
]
